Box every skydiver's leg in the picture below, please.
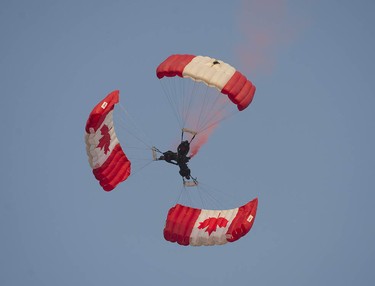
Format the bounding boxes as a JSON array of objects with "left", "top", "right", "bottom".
[{"left": 185, "top": 168, "right": 191, "bottom": 180}]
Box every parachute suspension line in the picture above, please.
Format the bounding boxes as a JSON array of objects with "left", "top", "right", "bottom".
[
  {"left": 180, "top": 77, "right": 188, "bottom": 125},
  {"left": 115, "top": 103, "right": 159, "bottom": 175},
  {"left": 177, "top": 181, "right": 226, "bottom": 210},
  {"left": 177, "top": 183, "right": 196, "bottom": 207},
  {"left": 116, "top": 103, "right": 154, "bottom": 150},
  {"left": 180, "top": 184, "right": 207, "bottom": 210},
  {"left": 195, "top": 83, "right": 210, "bottom": 133},
  {"left": 198, "top": 116, "right": 227, "bottom": 136},
  {"left": 183, "top": 184, "right": 194, "bottom": 206},
  {"left": 199, "top": 181, "right": 240, "bottom": 209},
  {"left": 175, "top": 185, "right": 184, "bottom": 205},
  {"left": 195, "top": 182, "right": 208, "bottom": 210},
  {"left": 195, "top": 89, "right": 212, "bottom": 132},
  {"left": 160, "top": 76, "right": 238, "bottom": 136},
  {"left": 159, "top": 79, "right": 183, "bottom": 128},
  {"left": 115, "top": 116, "right": 149, "bottom": 150},
  {"left": 197, "top": 99, "right": 238, "bottom": 136},
  {"left": 196, "top": 89, "right": 223, "bottom": 132},
  {"left": 174, "top": 76, "right": 190, "bottom": 129},
  {"left": 127, "top": 159, "right": 154, "bottom": 178},
  {"left": 196, "top": 183, "right": 226, "bottom": 210},
  {"left": 181, "top": 79, "right": 198, "bottom": 129},
  {"left": 171, "top": 76, "right": 182, "bottom": 123},
  {"left": 120, "top": 104, "right": 154, "bottom": 146}
]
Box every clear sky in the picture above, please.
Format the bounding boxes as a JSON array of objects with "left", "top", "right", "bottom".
[{"left": 1, "top": 0, "right": 375, "bottom": 285}]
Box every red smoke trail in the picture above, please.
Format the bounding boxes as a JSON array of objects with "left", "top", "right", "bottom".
[
  {"left": 236, "top": 0, "right": 307, "bottom": 75},
  {"left": 189, "top": 122, "right": 218, "bottom": 158}
]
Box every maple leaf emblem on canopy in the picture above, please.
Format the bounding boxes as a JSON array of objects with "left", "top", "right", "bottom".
[
  {"left": 198, "top": 216, "right": 229, "bottom": 236},
  {"left": 97, "top": 124, "right": 111, "bottom": 154}
]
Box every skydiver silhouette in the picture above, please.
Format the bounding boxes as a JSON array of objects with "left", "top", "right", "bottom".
[{"left": 158, "top": 140, "right": 192, "bottom": 181}]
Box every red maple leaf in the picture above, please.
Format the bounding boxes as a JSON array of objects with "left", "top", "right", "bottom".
[
  {"left": 198, "top": 216, "right": 229, "bottom": 236},
  {"left": 97, "top": 124, "right": 111, "bottom": 155}
]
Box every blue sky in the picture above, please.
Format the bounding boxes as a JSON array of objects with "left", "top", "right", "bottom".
[{"left": 1, "top": 0, "right": 374, "bottom": 285}]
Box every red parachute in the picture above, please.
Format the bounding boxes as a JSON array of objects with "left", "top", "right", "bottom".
[
  {"left": 85, "top": 54, "right": 258, "bottom": 246},
  {"left": 164, "top": 198, "right": 258, "bottom": 246},
  {"left": 156, "top": 54, "right": 256, "bottom": 111},
  {"left": 85, "top": 90, "right": 130, "bottom": 191},
  {"left": 156, "top": 54, "right": 256, "bottom": 157}
]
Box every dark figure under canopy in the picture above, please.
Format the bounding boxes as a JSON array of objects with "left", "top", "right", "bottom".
[{"left": 158, "top": 140, "right": 196, "bottom": 184}]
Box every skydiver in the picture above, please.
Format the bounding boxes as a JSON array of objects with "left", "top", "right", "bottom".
[{"left": 158, "top": 140, "right": 193, "bottom": 181}]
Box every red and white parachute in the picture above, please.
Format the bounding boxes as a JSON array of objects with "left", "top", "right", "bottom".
[
  {"left": 85, "top": 90, "right": 131, "bottom": 191},
  {"left": 164, "top": 198, "right": 258, "bottom": 246},
  {"left": 156, "top": 54, "right": 256, "bottom": 156},
  {"left": 156, "top": 54, "right": 256, "bottom": 111},
  {"left": 84, "top": 54, "right": 259, "bottom": 246}
]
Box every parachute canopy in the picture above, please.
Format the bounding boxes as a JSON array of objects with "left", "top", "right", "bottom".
[
  {"left": 156, "top": 54, "right": 256, "bottom": 111},
  {"left": 156, "top": 54, "right": 256, "bottom": 157},
  {"left": 164, "top": 197, "right": 258, "bottom": 246},
  {"left": 85, "top": 90, "right": 131, "bottom": 191}
]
